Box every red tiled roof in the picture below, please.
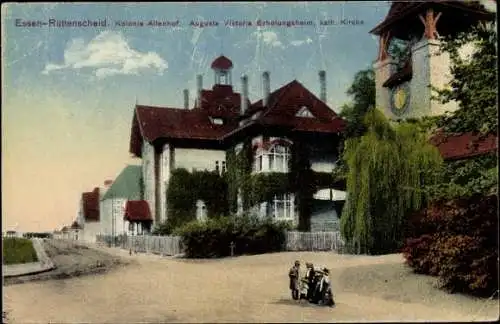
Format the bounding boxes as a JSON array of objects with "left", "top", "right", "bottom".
[
  {"left": 124, "top": 200, "right": 152, "bottom": 222},
  {"left": 211, "top": 55, "right": 233, "bottom": 70},
  {"left": 248, "top": 80, "right": 345, "bottom": 131},
  {"left": 129, "top": 74, "right": 346, "bottom": 157},
  {"left": 131, "top": 105, "right": 235, "bottom": 145},
  {"left": 430, "top": 131, "right": 498, "bottom": 160},
  {"left": 82, "top": 187, "right": 100, "bottom": 222},
  {"left": 197, "top": 84, "right": 249, "bottom": 118}
]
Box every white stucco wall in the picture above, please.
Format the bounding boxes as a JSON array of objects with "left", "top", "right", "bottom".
[
  {"left": 373, "top": 58, "right": 397, "bottom": 117},
  {"left": 81, "top": 221, "right": 101, "bottom": 243},
  {"left": 174, "top": 148, "right": 226, "bottom": 172},
  {"left": 142, "top": 141, "right": 156, "bottom": 224},
  {"left": 311, "top": 156, "right": 337, "bottom": 173},
  {"left": 96, "top": 198, "right": 128, "bottom": 238},
  {"left": 159, "top": 143, "right": 174, "bottom": 224}
]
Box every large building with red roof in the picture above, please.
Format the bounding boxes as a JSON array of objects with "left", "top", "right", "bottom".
[
  {"left": 371, "top": 0, "right": 497, "bottom": 160},
  {"left": 129, "top": 55, "right": 347, "bottom": 230}
]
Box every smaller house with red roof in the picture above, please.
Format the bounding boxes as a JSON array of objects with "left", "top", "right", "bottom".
[
  {"left": 76, "top": 187, "right": 102, "bottom": 242},
  {"left": 129, "top": 55, "right": 347, "bottom": 231}
]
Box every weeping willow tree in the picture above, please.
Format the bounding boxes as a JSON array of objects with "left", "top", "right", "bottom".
[{"left": 340, "top": 109, "right": 443, "bottom": 255}]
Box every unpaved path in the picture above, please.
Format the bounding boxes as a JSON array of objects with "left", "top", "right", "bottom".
[
  {"left": 3, "top": 240, "right": 125, "bottom": 286},
  {"left": 3, "top": 243, "right": 498, "bottom": 323}
]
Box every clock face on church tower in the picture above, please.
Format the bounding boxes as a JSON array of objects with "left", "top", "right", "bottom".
[{"left": 390, "top": 83, "right": 411, "bottom": 116}]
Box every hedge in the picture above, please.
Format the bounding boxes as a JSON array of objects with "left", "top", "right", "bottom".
[
  {"left": 402, "top": 194, "right": 498, "bottom": 297},
  {"left": 174, "top": 216, "right": 293, "bottom": 258}
]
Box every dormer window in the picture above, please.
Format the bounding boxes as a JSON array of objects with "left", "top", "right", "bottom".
[
  {"left": 210, "top": 117, "right": 224, "bottom": 125},
  {"left": 296, "top": 106, "right": 314, "bottom": 118}
]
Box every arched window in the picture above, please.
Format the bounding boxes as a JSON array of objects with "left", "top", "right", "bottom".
[{"left": 268, "top": 144, "right": 290, "bottom": 172}]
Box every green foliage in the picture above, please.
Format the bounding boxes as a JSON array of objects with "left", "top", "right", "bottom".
[
  {"left": 226, "top": 141, "right": 254, "bottom": 213},
  {"left": 426, "top": 153, "right": 498, "bottom": 200},
  {"left": 165, "top": 168, "right": 228, "bottom": 228},
  {"left": 340, "top": 109, "right": 444, "bottom": 255},
  {"left": 388, "top": 38, "right": 411, "bottom": 70},
  {"left": 433, "top": 22, "right": 498, "bottom": 135},
  {"left": 403, "top": 194, "right": 498, "bottom": 297},
  {"left": 2, "top": 237, "right": 38, "bottom": 265},
  {"left": 248, "top": 172, "right": 291, "bottom": 206},
  {"left": 426, "top": 22, "right": 498, "bottom": 200},
  {"left": 340, "top": 69, "right": 376, "bottom": 138},
  {"left": 174, "top": 215, "right": 293, "bottom": 258},
  {"left": 152, "top": 218, "right": 177, "bottom": 235}
]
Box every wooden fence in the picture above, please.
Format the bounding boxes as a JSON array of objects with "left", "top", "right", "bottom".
[
  {"left": 96, "top": 231, "right": 351, "bottom": 256},
  {"left": 285, "top": 231, "right": 346, "bottom": 252},
  {"left": 95, "top": 234, "right": 183, "bottom": 256}
]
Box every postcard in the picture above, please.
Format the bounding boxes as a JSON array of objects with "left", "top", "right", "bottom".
[{"left": 2, "top": 2, "right": 498, "bottom": 323}]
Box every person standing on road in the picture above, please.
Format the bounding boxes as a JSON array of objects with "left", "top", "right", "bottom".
[{"left": 288, "top": 260, "right": 301, "bottom": 300}]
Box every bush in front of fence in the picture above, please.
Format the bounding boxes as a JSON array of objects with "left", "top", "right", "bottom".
[
  {"left": 402, "top": 194, "right": 498, "bottom": 297},
  {"left": 174, "top": 215, "right": 293, "bottom": 258}
]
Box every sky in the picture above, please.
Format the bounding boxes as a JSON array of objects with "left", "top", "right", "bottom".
[{"left": 2, "top": 2, "right": 391, "bottom": 232}]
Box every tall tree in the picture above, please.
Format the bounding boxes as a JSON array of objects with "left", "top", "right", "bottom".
[
  {"left": 340, "top": 109, "right": 443, "bottom": 255},
  {"left": 340, "top": 69, "right": 375, "bottom": 138},
  {"left": 428, "top": 21, "right": 498, "bottom": 199},
  {"left": 434, "top": 21, "right": 497, "bottom": 135}
]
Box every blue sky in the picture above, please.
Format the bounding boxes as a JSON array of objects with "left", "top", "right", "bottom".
[{"left": 2, "top": 2, "right": 390, "bottom": 231}]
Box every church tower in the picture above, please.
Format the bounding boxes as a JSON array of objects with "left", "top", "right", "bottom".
[{"left": 370, "top": 1, "right": 494, "bottom": 120}]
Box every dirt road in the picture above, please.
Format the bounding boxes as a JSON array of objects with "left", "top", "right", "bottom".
[{"left": 3, "top": 241, "right": 498, "bottom": 323}]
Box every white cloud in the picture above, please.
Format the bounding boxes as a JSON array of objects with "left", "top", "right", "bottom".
[
  {"left": 253, "top": 31, "right": 284, "bottom": 48},
  {"left": 480, "top": 0, "right": 496, "bottom": 13},
  {"left": 42, "top": 31, "right": 168, "bottom": 79},
  {"left": 290, "top": 37, "right": 313, "bottom": 47}
]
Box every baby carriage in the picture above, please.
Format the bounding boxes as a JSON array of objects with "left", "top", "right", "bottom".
[
  {"left": 311, "top": 268, "right": 335, "bottom": 307},
  {"left": 299, "top": 278, "right": 309, "bottom": 300}
]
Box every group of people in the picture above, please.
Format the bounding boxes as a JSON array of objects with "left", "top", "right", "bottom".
[{"left": 288, "top": 260, "right": 335, "bottom": 307}]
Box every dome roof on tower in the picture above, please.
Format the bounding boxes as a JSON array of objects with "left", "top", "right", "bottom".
[{"left": 211, "top": 55, "right": 233, "bottom": 70}]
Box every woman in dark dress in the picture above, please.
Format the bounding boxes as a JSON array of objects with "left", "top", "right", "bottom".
[{"left": 288, "top": 260, "right": 301, "bottom": 300}]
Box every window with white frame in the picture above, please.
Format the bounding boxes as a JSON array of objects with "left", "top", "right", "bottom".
[
  {"left": 253, "top": 149, "right": 264, "bottom": 172},
  {"left": 272, "top": 193, "right": 293, "bottom": 220},
  {"left": 268, "top": 144, "right": 290, "bottom": 172}
]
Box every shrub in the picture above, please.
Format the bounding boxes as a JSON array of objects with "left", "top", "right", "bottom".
[
  {"left": 2, "top": 237, "right": 39, "bottom": 265},
  {"left": 174, "top": 215, "right": 293, "bottom": 258},
  {"left": 403, "top": 194, "right": 498, "bottom": 297}
]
